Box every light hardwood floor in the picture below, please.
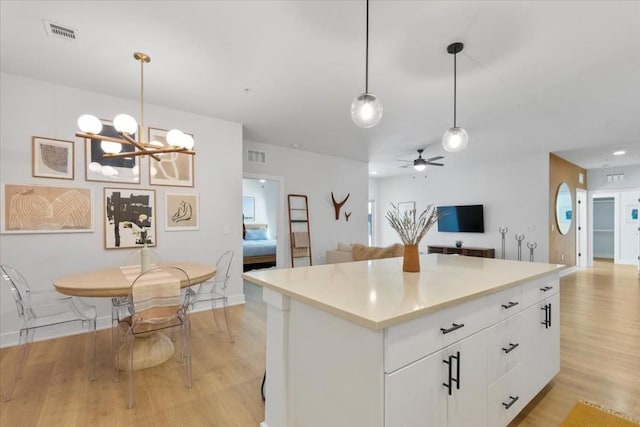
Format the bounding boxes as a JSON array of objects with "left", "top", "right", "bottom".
[{"left": 1, "top": 260, "right": 638, "bottom": 426}]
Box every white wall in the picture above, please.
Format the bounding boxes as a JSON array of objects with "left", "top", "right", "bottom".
[
  {"left": 587, "top": 164, "right": 640, "bottom": 191},
  {"left": 372, "top": 153, "right": 550, "bottom": 262},
  {"left": 0, "top": 73, "right": 243, "bottom": 347},
  {"left": 243, "top": 140, "right": 369, "bottom": 266}
]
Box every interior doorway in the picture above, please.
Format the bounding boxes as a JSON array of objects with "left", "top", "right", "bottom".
[
  {"left": 592, "top": 196, "right": 615, "bottom": 260},
  {"left": 242, "top": 176, "right": 282, "bottom": 272}
]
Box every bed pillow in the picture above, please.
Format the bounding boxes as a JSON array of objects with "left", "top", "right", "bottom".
[{"left": 245, "top": 228, "right": 269, "bottom": 240}]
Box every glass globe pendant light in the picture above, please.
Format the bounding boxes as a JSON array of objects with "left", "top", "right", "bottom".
[
  {"left": 351, "top": 0, "right": 382, "bottom": 128},
  {"left": 442, "top": 42, "right": 468, "bottom": 153}
]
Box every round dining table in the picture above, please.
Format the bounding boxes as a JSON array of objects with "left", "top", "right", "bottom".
[
  {"left": 53, "top": 262, "right": 217, "bottom": 370},
  {"left": 53, "top": 262, "right": 216, "bottom": 297}
]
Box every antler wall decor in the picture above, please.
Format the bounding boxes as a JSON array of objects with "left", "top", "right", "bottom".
[
  {"left": 331, "top": 192, "right": 350, "bottom": 220},
  {"left": 345, "top": 212, "right": 352, "bottom": 222}
]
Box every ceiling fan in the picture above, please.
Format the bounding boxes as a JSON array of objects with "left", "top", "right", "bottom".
[{"left": 397, "top": 149, "right": 445, "bottom": 171}]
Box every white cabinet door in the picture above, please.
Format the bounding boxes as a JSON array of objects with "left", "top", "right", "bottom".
[
  {"left": 447, "top": 330, "right": 488, "bottom": 427},
  {"left": 386, "top": 330, "right": 487, "bottom": 427},
  {"left": 385, "top": 350, "right": 448, "bottom": 427},
  {"left": 521, "top": 293, "right": 560, "bottom": 399}
]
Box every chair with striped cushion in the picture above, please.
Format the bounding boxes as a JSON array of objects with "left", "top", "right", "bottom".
[
  {"left": 116, "top": 266, "right": 192, "bottom": 409},
  {"left": 111, "top": 249, "right": 163, "bottom": 381}
]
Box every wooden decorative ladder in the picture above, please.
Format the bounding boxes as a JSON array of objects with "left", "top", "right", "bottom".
[{"left": 287, "top": 194, "right": 312, "bottom": 267}]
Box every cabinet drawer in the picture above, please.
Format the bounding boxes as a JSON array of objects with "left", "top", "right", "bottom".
[
  {"left": 384, "top": 296, "right": 489, "bottom": 373},
  {"left": 521, "top": 275, "right": 559, "bottom": 308},
  {"left": 486, "top": 314, "right": 523, "bottom": 385},
  {"left": 486, "top": 285, "right": 522, "bottom": 324},
  {"left": 487, "top": 363, "right": 526, "bottom": 427}
]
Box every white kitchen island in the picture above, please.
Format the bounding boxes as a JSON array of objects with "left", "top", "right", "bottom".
[{"left": 242, "top": 253, "right": 564, "bottom": 427}]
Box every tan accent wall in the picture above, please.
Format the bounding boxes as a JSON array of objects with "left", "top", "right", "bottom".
[{"left": 549, "top": 154, "right": 587, "bottom": 265}]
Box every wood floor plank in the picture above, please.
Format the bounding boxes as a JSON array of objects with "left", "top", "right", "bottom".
[{"left": 1, "top": 260, "right": 638, "bottom": 426}]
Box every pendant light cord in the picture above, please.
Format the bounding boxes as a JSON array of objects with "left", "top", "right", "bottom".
[
  {"left": 453, "top": 51, "right": 457, "bottom": 128},
  {"left": 140, "top": 58, "right": 145, "bottom": 142},
  {"left": 365, "top": 0, "right": 369, "bottom": 94}
]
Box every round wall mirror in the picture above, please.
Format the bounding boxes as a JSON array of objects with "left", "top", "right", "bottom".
[{"left": 555, "top": 182, "right": 572, "bottom": 235}]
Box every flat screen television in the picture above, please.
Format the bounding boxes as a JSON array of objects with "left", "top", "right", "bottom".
[{"left": 437, "top": 204, "right": 485, "bottom": 233}]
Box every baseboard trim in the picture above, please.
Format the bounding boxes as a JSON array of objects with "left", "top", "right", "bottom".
[{"left": 0, "top": 293, "right": 246, "bottom": 349}]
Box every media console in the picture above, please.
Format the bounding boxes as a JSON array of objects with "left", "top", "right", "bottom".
[{"left": 427, "top": 245, "right": 495, "bottom": 258}]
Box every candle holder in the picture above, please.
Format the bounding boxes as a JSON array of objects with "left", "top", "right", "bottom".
[
  {"left": 498, "top": 226, "right": 508, "bottom": 259},
  {"left": 515, "top": 233, "right": 525, "bottom": 261},
  {"left": 527, "top": 242, "right": 537, "bottom": 262}
]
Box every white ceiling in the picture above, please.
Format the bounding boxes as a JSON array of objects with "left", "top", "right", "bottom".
[{"left": 2, "top": 1, "right": 639, "bottom": 177}]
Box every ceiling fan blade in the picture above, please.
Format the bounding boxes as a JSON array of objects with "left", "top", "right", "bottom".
[
  {"left": 394, "top": 159, "right": 412, "bottom": 163},
  {"left": 399, "top": 164, "right": 412, "bottom": 168},
  {"left": 426, "top": 162, "right": 444, "bottom": 166},
  {"left": 426, "top": 156, "right": 444, "bottom": 162}
]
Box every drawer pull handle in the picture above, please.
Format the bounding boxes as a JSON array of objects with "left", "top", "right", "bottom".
[
  {"left": 540, "top": 285, "right": 553, "bottom": 292},
  {"left": 440, "top": 323, "right": 465, "bottom": 335},
  {"left": 501, "top": 301, "right": 519, "bottom": 309},
  {"left": 442, "top": 351, "right": 461, "bottom": 395},
  {"left": 442, "top": 356, "right": 453, "bottom": 395},
  {"left": 541, "top": 304, "right": 551, "bottom": 328},
  {"left": 502, "top": 395, "right": 519, "bottom": 410},
  {"left": 502, "top": 342, "right": 519, "bottom": 354}
]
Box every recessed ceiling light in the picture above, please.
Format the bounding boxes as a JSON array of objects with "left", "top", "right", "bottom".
[
  {"left": 370, "top": 171, "right": 378, "bottom": 175},
  {"left": 612, "top": 149, "right": 626, "bottom": 156}
]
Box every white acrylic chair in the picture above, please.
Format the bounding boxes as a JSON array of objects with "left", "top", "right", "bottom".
[
  {"left": 0, "top": 264, "right": 97, "bottom": 401},
  {"left": 186, "top": 250, "right": 235, "bottom": 342},
  {"left": 116, "top": 266, "right": 192, "bottom": 408}
]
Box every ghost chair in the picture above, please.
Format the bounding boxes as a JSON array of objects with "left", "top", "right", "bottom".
[
  {"left": 0, "top": 264, "right": 96, "bottom": 401},
  {"left": 115, "top": 266, "right": 192, "bottom": 408},
  {"left": 111, "top": 249, "right": 163, "bottom": 381},
  {"left": 186, "top": 250, "right": 235, "bottom": 342}
]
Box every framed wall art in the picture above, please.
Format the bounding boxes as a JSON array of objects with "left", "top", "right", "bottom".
[
  {"left": 32, "top": 136, "right": 74, "bottom": 179},
  {"left": 242, "top": 196, "right": 255, "bottom": 222},
  {"left": 398, "top": 201, "right": 415, "bottom": 217},
  {"left": 104, "top": 188, "right": 156, "bottom": 249},
  {"left": 85, "top": 119, "right": 140, "bottom": 184},
  {"left": 1, "top": 183, "right": 92, "bottom": 234},
  {"left": 148, "top": 127, "right": 194, "bottom": 187},
  {"left": 165, "top": 192, "right": 199, "bottom": 231}
]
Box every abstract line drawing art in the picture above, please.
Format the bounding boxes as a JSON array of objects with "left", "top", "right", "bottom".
[
  {"left": 32, "top": 136, "right": 74, "bottom": 180},
  {"left": 2, "top": 184, "right": 92, "bottom": 234},
  {"left": 165, "top": 193, "right": 199, "bottom": 231},
  {"left": 148, "top": 127, "right": 194, "bottom": 187}
]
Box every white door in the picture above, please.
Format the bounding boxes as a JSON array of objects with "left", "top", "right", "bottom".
[
  {"left": 576, "top": 189, "right": 588, "bottom": 268},
  {"left": 385, "top": 349, "right": 448, "bottom": 427},
  {"left": 447, "top": 331, "right": 488, "bottom": 427}
]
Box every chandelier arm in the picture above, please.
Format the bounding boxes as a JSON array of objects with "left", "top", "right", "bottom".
[
  {"left": 75, "top": 132, "right": 124, "bottom": 144},
  {"left": 122, "top": 133, "right": 161, "bottom": 161}
]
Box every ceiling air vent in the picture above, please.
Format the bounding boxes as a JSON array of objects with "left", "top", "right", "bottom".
[
  {"left": 43, "top": 20, "right": 78, "bottom": 41},
  {"left": 247, "top": 149, "right": 267, "bottom": 164}
]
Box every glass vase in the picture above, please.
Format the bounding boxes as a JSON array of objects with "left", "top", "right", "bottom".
[{"left": 140, "top": 245, "right": 151, "bottom": 273}]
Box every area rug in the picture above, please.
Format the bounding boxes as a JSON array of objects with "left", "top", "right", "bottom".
[{"left": 561, "top": 400, "right": 640, "bottom": 426}]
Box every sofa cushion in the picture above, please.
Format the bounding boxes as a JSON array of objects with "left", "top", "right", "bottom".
[
  {"left": 352, "top": 243, "right": 404, "bottom": 261},
  {"left": 337, "top": 242, "right": 354, "bottom": 252}
]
